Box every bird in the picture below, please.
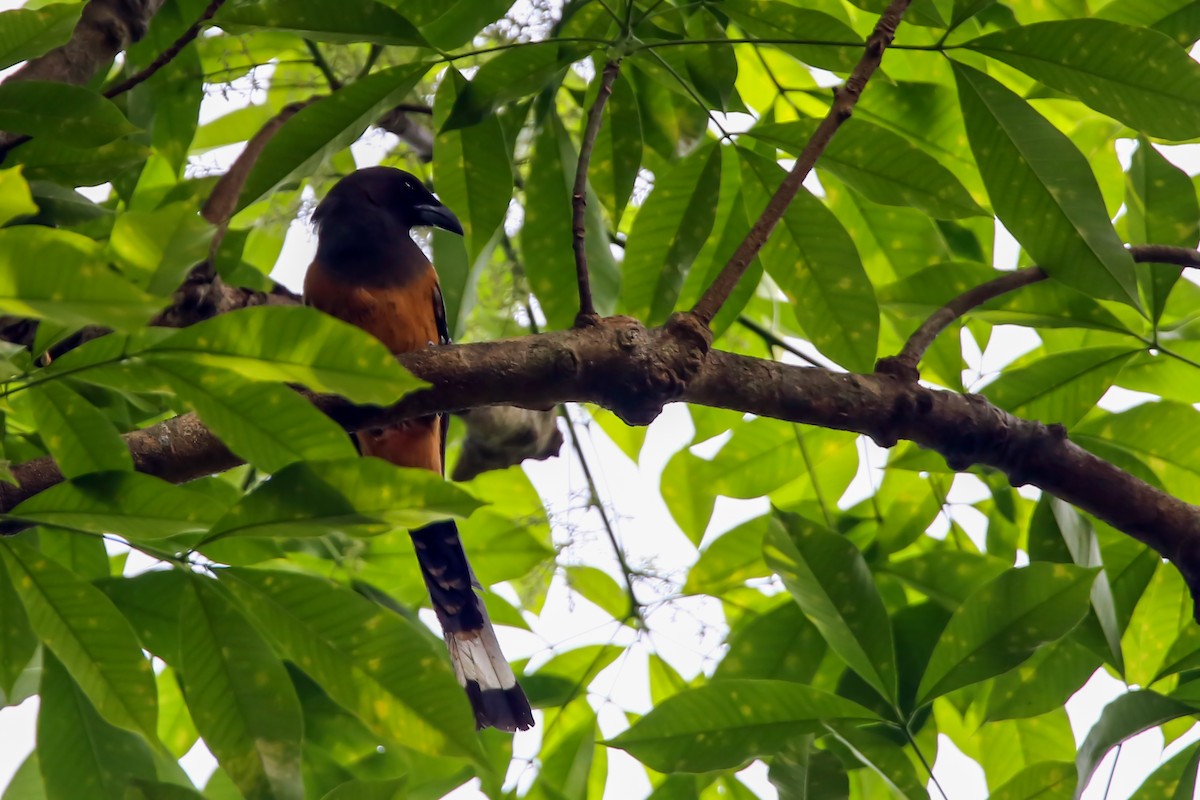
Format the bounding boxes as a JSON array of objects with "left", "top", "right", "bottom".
[{"left": 303, "top": 166, "right": 535, "bottom": 732}]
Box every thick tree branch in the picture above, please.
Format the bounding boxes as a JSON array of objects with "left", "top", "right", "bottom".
[
  {"left": 572, "top": 59, "right": 621, "bottom": 323},
  {"left": 881, "top": 245, "right": 1200, "bottom": 377},
  {"left": 4, "top": 314, "right": 1200, "bottom": 618},
  {"left": 691, "top": 0, "right": 912, "bottom": 325}
]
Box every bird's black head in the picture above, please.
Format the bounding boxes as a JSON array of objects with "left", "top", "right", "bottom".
[{"left": 313, "top": 166, "right": 463, "bottom": 235}]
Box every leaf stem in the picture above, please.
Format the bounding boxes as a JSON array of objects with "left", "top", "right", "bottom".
[{"left": 559, "top": 406, "right": 643, "bottom": 624}]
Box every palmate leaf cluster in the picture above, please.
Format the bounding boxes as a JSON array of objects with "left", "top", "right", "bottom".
[{"left": 1, "top": 0, "right": 1200, "bottom": 798}]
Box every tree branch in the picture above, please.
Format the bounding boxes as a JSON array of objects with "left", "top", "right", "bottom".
[
  {"left": 690, "top": 0, "right": 912, "bottom": 325},
  {"left": 4, "top": 313, "right": 1200, "bottom": 618},
  {"left": 572, "top": 59, "right": 621, "bottom": 323},
  {"left": 102, "top": 0, "right": 226, "bottom": 99},
  {"left": 880, "top": 245, "right": 1200, "bottom": 377}
]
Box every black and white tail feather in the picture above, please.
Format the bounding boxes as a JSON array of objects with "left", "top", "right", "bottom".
[{"left": 410, "top": 519, "right": 534, "bottom": 732}]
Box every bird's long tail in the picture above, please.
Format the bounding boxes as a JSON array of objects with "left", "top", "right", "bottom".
[{"left": 409, "top": 520, "right": 534, "bottom": 732}]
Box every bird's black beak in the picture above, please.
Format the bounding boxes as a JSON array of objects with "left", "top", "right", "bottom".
[{"left": 412, "top": 203, "right": 463, "bottom": 235}]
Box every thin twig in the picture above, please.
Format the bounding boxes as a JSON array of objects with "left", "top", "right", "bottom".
[
  {"left": 572, "top": 59, "right": 622, "bottom": 323},
  {"left": 559, "top": 405, "right": 642, "bottom": 623},
  {"left": 304, "top": 40, "right": 342, "bottom": 90},
  {"left": 691, "top": 0, "right": 913, "bottom": 325},
  {"left": 736, "top": 314, "right": 822, "bottom": 367},
  {"left": 883, "top": 245, "right": 1200, "bottom": 376},
  {"left": 885, "top": 267, "right": 1047, "bottom": 375},
  {"left": 104, "top": 0, "right": 227, "bottom": 98}
]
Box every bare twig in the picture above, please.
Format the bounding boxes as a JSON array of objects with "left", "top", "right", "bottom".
[
  {"left": 691, "top": 0, "right": 912, "bottom": 325},
  {"left": 559, "top": 406, "right": 642, "bottom": 623},
  {"left": 881, "top": 267, "right": 1047, "bottom": 378},
  {"left": 736, "top": 314, "right": 822, "bottom": 367},
  {"left": 881, "top": 245, "right": 1200, "bottom": 377},
  {"left": 103, "top": 0, "right": 226, "bottom": 98},
  {"left": 572, "top": 59, "right": 621, "bottom": 323}
]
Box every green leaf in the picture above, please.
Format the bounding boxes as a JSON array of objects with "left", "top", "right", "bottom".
[
  {"left": 1074, "top": 401, "right": 1200, "bottom": 499},
  {"left": 713, "top": 601, "right": 826, "bottom": 684},
  {"left": 4, "top": 473, "right": 224, "bottom": 540},
  {"left": 620, "top": 141, "right": 722, "bottom": 323},
  {"left": 768, "top": 737, "right": 849, "bottom": 800},
  {"left": 2, "top": 752, "right": 45, "bottom": 800},
  {"left": 147, "top": 358, "right": 357, "bottom": 473},
  {"left": 523, "top": 644, "right": 622, "bottom": 708},
  {"left": 684, "top": 514, "right": 771, "bottom": 596},
  {"left": 145, "top": 305, "right": 424, "bottom": 405},
  {"left": 827, "top": 726, "right": 929, "bottom": 799},
  {"left": 1130, "top": 740, "right": 1200, "bottom": 800},
  {"left": 156, "top": 668, "right": 199, "bottom": 759},
  {"left": 0, "top": 166, "right": 36, "bottom": 226},
  {"left": 952, "top": 62, "right": 1138, "bottom": 305},
  {"left": 217, "top": 0, "right": 427, "bottom": 45},
  {"left": 566, "top": 565, "right": 631, "bottom": 620},
  {"left": 985, "top": 636, "right": 1100, "bottom": 721},
  {"left": 1125, "top": 137, "right": 1199, "bottom": 323},
  {"left": 763, "top": 512, "right": 899, "bottom": 706},
  {"left": 0, "top": 554, "right": 34, "bottom": 697},
  {"left": 7, "top": 137, "right": 148, "bottom": 187},
  {"left": 433, "top": 67, "right": 513, "bottom": 264},
  {"left": 1121, "top": 560, "right": 1193, "bottom": 687},
  {"left": 521, "top": 113, "right": 619, "bottom": 329},
  {"left": 885, "top": 550, "right": 1010, "bottom": 609},
  {"left": 97, "top": 570, "right": 186, "bottom": 665},
  {"left": 37, "top": 651, "right": 157, "bottom": 800},
  {"left": 1074, "top": 690, "right": 1197, "bottom": 798},
  {"left": 205, "top": 458, "right": 481, "bottom": 540},
  {"left": 916, "top": 562, "right": 1097, "bottom": 706},
  {"left": 107, "top": 202, "right": 214, "bottom": 296},
  {"left": 966, "top": 20, "right": 1200, "bottom": 141},
  {"left": 748, "top": 120, "right": 985, "bottom": 219},
  {"left": 684, "top": 9, "right": 739, "bottom": 111},
  {"left": 0, "top": 81, "right": 135, "bottom": 147},
  {"left": 20, "top": 381, "right": 132, "bottom": 478},
  {"left": 990, "top": 761, "right": 1076, "bottom": 800},
  {"left": 0, "top": 3, "right": 82, "bottom": 71},
  {"left": 179, "top": 577, "right": 304, "bottom": 800},
  {"left": 319, "top": 780, "right": 405, "bottom": 800},
  {"left": 236, "top": 64, "right": 427, "bottom": 212},
  {"left": 721, "top": 0, "right": 861, "bottom": 73},
  {"left": 981, "top": 346, "right": 1137, "bottom": 428},
  {"left": 401, "top": 0, "right": 512, "bottom": 49},
  {"left": 589, "top": 71, "right": 641, "bottom": 225},
  {"left": 0, "top": 539, "right": 157, "bottom": 739},
  {"left": 739, "top": 149, "right": 879, "bottom": 372},
  {"left": 221, "top": 568, "right": 484, "bottom": 764},
  {"left": 443, "top": 42, "right": 586, "bottom": 131},
  {"left": 606, "top": 679, "right": 880, "bottom": 773},
  {"left": 0, "top": 227, "right": 162, "bottom": 330}
]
